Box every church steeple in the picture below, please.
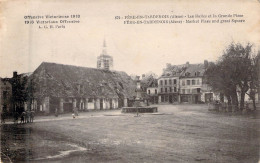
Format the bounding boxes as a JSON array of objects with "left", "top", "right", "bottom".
[
  {"left": 101, "top": 39, "right": 107, "bottom": 55},
  {"left": 97, "top": 39, "right": 113, "bottom": 70},
  {"left": 103, "top": 39, "right": 106, "bottom": 47}
]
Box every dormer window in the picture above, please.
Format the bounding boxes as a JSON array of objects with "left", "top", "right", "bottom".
[
  {"left": 185, "top": 72, "right": 190, "bottom": 76},
  {"left": 195, "top": 71, "right": 200, "bottom": 76}
]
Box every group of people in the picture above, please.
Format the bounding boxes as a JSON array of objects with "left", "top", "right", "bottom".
[
  {"left": 0, "top": 110, "right": 35, "bottom": 124},
  {"left": 1, "top": 112, "right": 6, "bottom": 124},
  {"left": 18, "top": 111, "right": 35, "bottom": 124},
  {"left": 21, "top": 111, "right": 35, "bottom": 123}
]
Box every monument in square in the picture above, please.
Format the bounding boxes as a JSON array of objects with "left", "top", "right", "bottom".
[{"left": 122, "top": 76, "right": 158, "bottom": 113}]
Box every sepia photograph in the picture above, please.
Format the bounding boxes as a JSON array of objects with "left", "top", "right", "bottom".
[{"left": 0, "top": 0, "right": 260, "bottom": 162}]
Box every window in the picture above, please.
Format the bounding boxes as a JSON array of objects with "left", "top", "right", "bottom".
[
  {"left": 192, "top": 80, "right": 195, "bottom": 85},
  {"left": 170, "top": 87, "right": 172, "bottom": 92},
  {"left": 148, "top": 90, "right": 150, "bottom": 94},
  {"left": 173, "top": 79, "right": 177, "bottom": 84},
  {"left": 182, "top": 80, "right": 185, "bottom": 86},
  {"left": 182, "top": 89, "right": 185, "bottom": 94},
  {"left": 165, "top": 88, "right": 167, "bottom": 93},
  {"left": 174, "top": 87, "right": 177, "bottom": 92},
  {"left": 165, "top": 80, "right": 167, "bottom": 85},
  {"left": 197, "top": 79, "right": 200, "bottom": 85},
  {"left": 161, "top": 88, "right": 163, "bottom": 93},
  {"left": 169, "top": 79, "right": 172, "bottom": 85},
  {"left": 187, "top": 89, "right": 190, "bottom": 94},
  {"left": 160, "top": 80, "right": 163, "bottom": 85},
  {"left": 155, "top": 89, "right": 157, "bottom": 94},
  {"left": 187, "top": 80, "right": 190, "bottom": 85}
]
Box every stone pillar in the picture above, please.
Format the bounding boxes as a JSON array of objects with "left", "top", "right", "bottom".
[
  {"left": 112, "top": 99, "right": 115, "bottom": 109},
  {"left": 94, "top": 98, "right": 96, "bottom": 109},
  {"left": 96, "top": 98, "right": 100, "bottom": 110},
  {"left": 59, "top": 98, "right": 64, "bottom": 113},
  {"left": 44, "top": 97, "right": 50, "bottom": 114},
  {"left": 124, "top": 98, "right": 128, "bottom": 107},
  {"left": 116, "top": 99, "right": 119, "bottom": 109},
  {"left": 102, "top": 99, "right": 105, "bottom": 109},
  {"left": 34, "top": 100, "right": 37, "bottom": 111},
  {"left": 85, "top": 98, "right": 88, "bottom": 110},
  {"left": 113, "top": 98, "right": 118, "bottom": 109},
  {"left": 158, "top": 95, "right": 161, "bottom": 103},
  {"left": 105, "top": 99, "right": 108, "bottom": 109},
  {"left": 104, "top": 99, "right": 106, "bottom": 109},
  {"left": 73, "top": 99, "right": 77, "bottom": 108},
  {"left": 31, "top": 99, "right": 34, "bottom": 110},
  {"left": 80, "top": 99, "right": 83, "bottom": 110}
]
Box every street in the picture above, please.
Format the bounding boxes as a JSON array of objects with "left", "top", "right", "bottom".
[{"left": 1, "top": 104, "right": 259, "bottom": 163}]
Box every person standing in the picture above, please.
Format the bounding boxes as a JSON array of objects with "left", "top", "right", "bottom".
[
  {"left": 26, "top": 111, "right": 30, "bottom": 123},
  {"left": 55, "top": 108, "right": 58, "bottom": 117},
  {"left": 20, "top": 111, "right": 26, "bottom": 124},
  {"left": 1, "top": 112, "right": 6, "bottom": 124},
  {"left": 30, "top": 111, "right": 35, "bottom": 122}
]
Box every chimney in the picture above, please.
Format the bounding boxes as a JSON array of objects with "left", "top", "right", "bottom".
[
  {"left": 13, "top": 71, "right": 17, "bottom": 78},
  {"left": 142, "top": 74, "right": 145, "bottom": 79},
  {"left": 204, "top": 60, "right": 209, "bottom": 68},
  {"left": 186, "top": 62, "right": 189, "bottom": 67}
]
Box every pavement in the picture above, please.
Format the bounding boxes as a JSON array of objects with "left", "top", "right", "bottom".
[{"left": 1, "top": 104, "right": 259, "bottom": 163}]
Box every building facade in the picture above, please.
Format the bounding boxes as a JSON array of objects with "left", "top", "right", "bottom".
[
  {"left": 0, "top": 78, "right": 12, "bottom": 114},
  {"left": 158, "top": 76, "right": 180, "bottom": 103},
  {"left": 27, "top": 62, "right": 136, "bottom": 114},
  {"left": 157, "top": 61, "right": 214, "bottom": 104},
  {"left": 146, "top": 78, "right": 159, "bottom": 104}
]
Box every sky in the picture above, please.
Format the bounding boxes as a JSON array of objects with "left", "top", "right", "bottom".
[{"left": 0, "top": 0, "right": 260, "bottom": 77}]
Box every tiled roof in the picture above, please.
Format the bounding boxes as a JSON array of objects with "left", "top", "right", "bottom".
[
  {"left": 160, "top": 63, "right": 206, "bottom": 78},
  {"left": 30, "top": 62, "right": 136, "bottom": 99},
  {"left": 180, "top": 64, "right": 205, "bottom": 78}
]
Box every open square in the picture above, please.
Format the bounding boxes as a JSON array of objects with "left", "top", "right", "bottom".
[{"left": 1, "top": 104, "right": 259, "bottom": 162}]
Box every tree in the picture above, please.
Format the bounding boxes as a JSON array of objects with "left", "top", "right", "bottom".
[
  {"left": 246, "top": 51, "right": 260, "bottom": 110},
  {"left": 205, "top": 61, "right": 235, "bottom": 105},
  {"left": 205, "top": 42, "right": 257, "bottom": 109}
]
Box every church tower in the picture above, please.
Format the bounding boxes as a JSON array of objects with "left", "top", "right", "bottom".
[{"left": 97, "top": 39, "right": 113, "bottom": 70}]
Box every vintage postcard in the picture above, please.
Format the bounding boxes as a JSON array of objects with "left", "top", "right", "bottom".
[{"left": 0, "top": 0, "right": 260, "bottom": 162}]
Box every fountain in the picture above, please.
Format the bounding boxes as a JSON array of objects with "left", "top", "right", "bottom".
[{"left": 122, "top": 76, "right": 158, "bottom": 113}]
